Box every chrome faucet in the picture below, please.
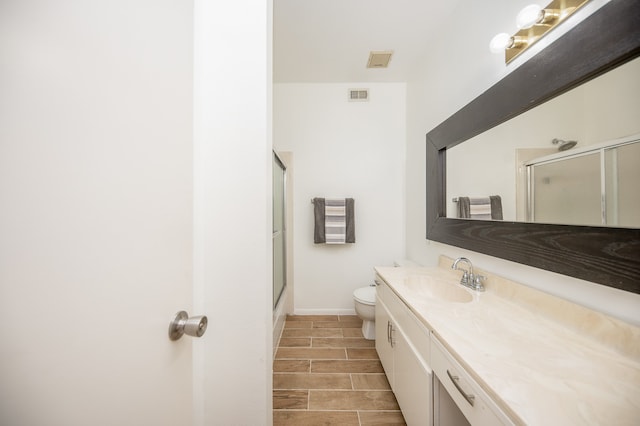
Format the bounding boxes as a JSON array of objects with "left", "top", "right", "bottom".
[{"left": 452, "top": 257, "right": 485, "bottom": 292}]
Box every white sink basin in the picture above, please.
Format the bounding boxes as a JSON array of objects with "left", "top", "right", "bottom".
[{"left": 404, "top": 275, "right": 473, "bottom": 303}]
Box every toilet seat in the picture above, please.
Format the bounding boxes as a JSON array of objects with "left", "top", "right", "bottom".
[{"left": 353, "top": 286, "right": 376, "bottom": 306}]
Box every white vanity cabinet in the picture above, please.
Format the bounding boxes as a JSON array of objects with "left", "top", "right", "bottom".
[
  {"left": 375, "top": 277, "right": 433, "bottom": 426},
  {"left": 431, "top": 335, "right": 514, "bottom": 426},
  {"left": 374, "top": 262, "right": 640, "bottom": 425}
]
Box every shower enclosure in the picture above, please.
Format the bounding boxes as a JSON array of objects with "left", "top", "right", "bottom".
[
  {"left": 525, "top": 136, "right": 640, "bottom": 227},
  {"left": 272, "top": 151, "right": 287, "bottom": 309}
]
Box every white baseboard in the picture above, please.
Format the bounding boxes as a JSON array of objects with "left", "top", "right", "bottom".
[{"left": 294, "top": 308, "right": 357, "bottom": 316}]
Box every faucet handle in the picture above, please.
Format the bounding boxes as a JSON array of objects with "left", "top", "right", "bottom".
[
  {"left": 459, "top": 270, "right": 470, "bottom": 285},
  {"left": 472, "top": 274, "right": 486, "bottom": 291}
]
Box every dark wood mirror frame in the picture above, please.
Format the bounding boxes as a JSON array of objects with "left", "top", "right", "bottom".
[{"left": 426, "top": 0, "right": 640, "bottom": 294}]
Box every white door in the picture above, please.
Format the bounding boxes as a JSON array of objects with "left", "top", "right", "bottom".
[{"left": 0, "top": 1, "right": 196, "bottom": 425}]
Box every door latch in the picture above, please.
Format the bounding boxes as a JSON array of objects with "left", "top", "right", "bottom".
[{"left": 168, "top": 311, "right": 208, "bottom": 341}]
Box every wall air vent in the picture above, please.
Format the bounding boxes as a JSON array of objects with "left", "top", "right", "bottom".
[
  {"left": 367, "top": 50, "right": 393, "bottom": 68},
  {"left": 348, "top": 89, "right": 369, "bottom": 102}
]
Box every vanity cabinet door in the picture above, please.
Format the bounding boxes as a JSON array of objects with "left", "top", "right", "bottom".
[
  {"left": 394, "top": 328, "right": 433, "bottom": 426},
  {"left": 375, "top": 296, "right": 395, "bottom": 387},
  {"left": 377, "top": 280, "right": 433, "bottom": 425}
]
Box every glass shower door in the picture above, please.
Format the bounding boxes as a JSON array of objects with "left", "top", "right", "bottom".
[
  {"left": 527, "top": 138, "right": 639, "bottom": 227},
  {"left": 529, "top": 152, "right": 601, "bottom": 226},
  {"left": 605, "top": 142, "right": 640, "bottom": 227},
  {"left": 272, "top": 152, "right": 286, "bottom": 309}
]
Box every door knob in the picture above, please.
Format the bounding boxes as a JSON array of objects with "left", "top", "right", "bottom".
[{"left": 168, "top": 311, "right": 208, "bottom": 341}]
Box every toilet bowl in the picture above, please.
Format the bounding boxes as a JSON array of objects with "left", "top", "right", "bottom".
[{"left": 353, "top": 286, "right": 376, "bottom": 340}]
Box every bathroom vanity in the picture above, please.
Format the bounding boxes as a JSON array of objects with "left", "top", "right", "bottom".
[
  {"left": 374, "top": 257, "right": 640, "bottom": 425},
  {"left": 375, "top": 274, "right": 433, "bottom": 425}
]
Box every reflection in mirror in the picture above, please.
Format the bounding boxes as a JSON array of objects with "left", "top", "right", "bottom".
[
  {"left": 525, "top": 136, "right": 640, "bottom": 227},
  {"left": 446, "top": 56, "right": 640, "bottom": 226},
  {"left": 605, "top": 141, "right": 640, "bottom": 227}
]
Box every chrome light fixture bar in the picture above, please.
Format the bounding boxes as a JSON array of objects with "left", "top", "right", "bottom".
[{"left": 490, "top": 0, "right": 591, "bottom": 64}]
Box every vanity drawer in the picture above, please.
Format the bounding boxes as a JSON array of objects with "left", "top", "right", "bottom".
[{"left": 431, "top": 335, "right": 514, "bottom": 426}]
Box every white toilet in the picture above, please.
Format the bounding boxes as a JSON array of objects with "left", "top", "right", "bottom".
[
  {"left": 353, "top": 285, "right": 376, "bottom": 340},
  {"left": 353, "top": 261, "right": 421, "bottom": 341}
]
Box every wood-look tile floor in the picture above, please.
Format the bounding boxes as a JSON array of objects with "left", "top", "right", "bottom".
[{"left": 274, "top": 315, "right": 406, "bottom": 426}]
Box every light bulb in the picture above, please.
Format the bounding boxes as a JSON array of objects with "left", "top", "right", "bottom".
[
  {"left": 489, "top": 33, "right": 512, "bottom": 53},
  {"left": 516, "top": 4, "right": 543, "bottom": 29}
]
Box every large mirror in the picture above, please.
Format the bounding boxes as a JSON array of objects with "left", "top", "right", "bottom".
[
  {"left": 426, "top": 1, "right": 640, "bottom": 294},
  {"left": 447, "top": 57, "right": 640, "bottom": 227}
]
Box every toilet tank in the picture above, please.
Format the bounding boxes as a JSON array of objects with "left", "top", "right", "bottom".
[{"left": 393, "top": 259, "right": 421, "bottom": 267}]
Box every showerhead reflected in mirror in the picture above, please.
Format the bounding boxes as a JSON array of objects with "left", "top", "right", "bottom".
[{"left": 551, "top": 138, "right": 577, "bottom": 151}]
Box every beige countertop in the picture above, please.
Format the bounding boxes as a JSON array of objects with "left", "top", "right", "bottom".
[{"left": 374, "top": 260, "right": 640, "bottom": 426}]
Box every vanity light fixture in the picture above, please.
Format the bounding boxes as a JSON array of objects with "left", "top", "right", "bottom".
[
  {"left": 490, "top": 0, "right": 590, "bottom": 64},
  {"left": 489, "top": 34, "right": 527, "bottom": 54},
  {"left": 516, "top": 4, "right": 561, "bottom": 29}
]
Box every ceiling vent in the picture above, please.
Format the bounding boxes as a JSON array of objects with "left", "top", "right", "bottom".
[
  {"left": 367, "top": 50, "right": 393, "bottom": 68},
  {"left": 349, "top": 88, "right": 369, "bottom": 102}
]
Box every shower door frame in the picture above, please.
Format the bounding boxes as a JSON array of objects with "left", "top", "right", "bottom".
[
  {"left": 272, "top": 151, "right": 287, "bottom": 309},
  {"left": 525, "top": 134, "right": 640, "bottom": 226}
]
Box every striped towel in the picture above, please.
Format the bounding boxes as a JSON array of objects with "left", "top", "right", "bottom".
[
  {"left": 457, "top": 196, "right": 503, "bottom": 220},
  {"left": 469, "top": 197, "right": 492, "bottom": 219},
  {"left": 313, "top": 198, "right": 355, "bottom": 244},
  {"left": 324, "top": 198, "right": 347, "bottom": 244}
]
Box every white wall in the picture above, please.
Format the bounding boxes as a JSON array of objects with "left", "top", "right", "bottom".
[
  {"left": 274, "top": 83, "right": 406, "bottom": 314},
  {"left": 193, "top": 1, "right": 272, "bottom": 424},
  {"left": 405, "top": 0, "right": 640, "bottom": 325}
]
